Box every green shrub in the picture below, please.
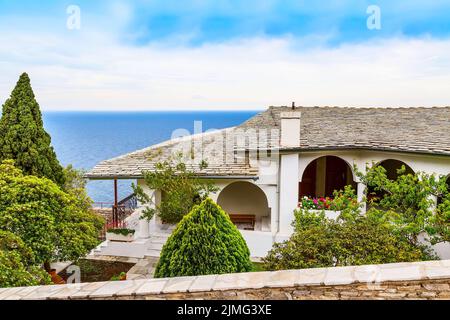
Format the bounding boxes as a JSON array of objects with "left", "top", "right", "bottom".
[
  {"left": 134, "top": 155, "right": 218, "bottom": 224},
  {"left": 263, "top": 209, "right": 433, "bottom": 271},
  {"left": 357, "top": 164, "right": 450, "bottom": 245},
  {"left": 154, "top": 198, "right": 252, "bottom": 278},
  {"left": 0, "top": 160, "right": 103, "bottom": 269},
  {"left": 0, "top": 231, "right": 51, "bottom": 288}
]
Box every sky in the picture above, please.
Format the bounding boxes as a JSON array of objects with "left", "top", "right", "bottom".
[{"left": 1, "top": 0, "right": 450, "bottom": 111}]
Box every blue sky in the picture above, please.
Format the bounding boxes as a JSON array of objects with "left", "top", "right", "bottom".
[{"left": 1, "top": 1, "right": 450, "bottom": 110}]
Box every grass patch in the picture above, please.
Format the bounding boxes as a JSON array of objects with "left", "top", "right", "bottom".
[
  {"left": 251, "top": 262, "right": 265, "bottom": 272},
  {"left": 59, "top": 259, "right": 135, "bottom": 283}
]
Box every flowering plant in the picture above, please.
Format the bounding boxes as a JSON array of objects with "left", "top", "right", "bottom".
[{"left": 298, "top": 196, "right": 332, "bottom": 210}]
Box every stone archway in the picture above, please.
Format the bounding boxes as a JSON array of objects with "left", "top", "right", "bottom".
[
  {"left": 217, "top": 181, "right": 270, "bottom": 231},
  {"left": 299, "top": 155, "right": 356, "bottom": 199}
]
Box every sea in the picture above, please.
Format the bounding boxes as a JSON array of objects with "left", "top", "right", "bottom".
[{"left": 42, "top": 111, "right": 258, "bottom": 203}]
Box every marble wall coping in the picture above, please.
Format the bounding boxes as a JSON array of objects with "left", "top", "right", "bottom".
[{"left": 1, "top": 260, "right": 449, "bottom": 300}]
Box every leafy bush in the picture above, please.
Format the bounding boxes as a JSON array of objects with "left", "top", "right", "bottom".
[
  {"left": 0, "top": 160, "right": 103, "bottom": 270},
  {"left": 0, "top": 231, "right": 50, "bottom": 288},
  {"left": 62, "top": 165, "right": 94, "bottom": 212},
  {"left": 357, "top": 164, "right": 450, "bottom": 245},
  {"left": 154, "top": 198, "right": 252, "bottom": 278},
  {"left": 263, "top": 205, "right": 433, "bottom": 271},
  {"left": 133, "top": 154, "right": 218, "bottom": 224}
]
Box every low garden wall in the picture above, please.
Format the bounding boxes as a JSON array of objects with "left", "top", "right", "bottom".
[{"left": 1, "top": 260, "right": 449, "bottom": 300}]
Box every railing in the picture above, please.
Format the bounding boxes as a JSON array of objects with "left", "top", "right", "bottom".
[
  {"left": 97, "top": 193, "right": 139, "bottom": 240},
  {"left": 93, "top": 202, "right": 114, "bottom": 209},
  {"left": 118, "top": 193, "right": 138, "bottom": 210}
]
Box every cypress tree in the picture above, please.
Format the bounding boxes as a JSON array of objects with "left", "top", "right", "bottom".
[
  {"left": 154, "top": 198, "right": 253, "bottom": 278},
  {"left": 0, "top": 73, "right": 65, "bottom": 186}
]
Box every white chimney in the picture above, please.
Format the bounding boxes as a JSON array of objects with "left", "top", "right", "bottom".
[{"left": 280, "top": 112, "right": 301, "bottom": 147}]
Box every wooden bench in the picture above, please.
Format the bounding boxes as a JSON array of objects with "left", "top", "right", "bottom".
[{"left": 229, "top": 214, "right": 256, "bottom": 230}]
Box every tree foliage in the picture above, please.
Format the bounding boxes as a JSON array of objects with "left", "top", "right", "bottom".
[
  {"left": 357, "top": 164, "right": 450, "bottom": 245},
  {"left": 133, "top": 154, "right": 218, "bottom": 223},
  {"left": 264, "top": 164, "right": 449, "bottom": 271},
  {"left": 154, "top": 198, "right": 252, "bottom": 278},
  {"left": 0, "top": 230, "right": 51, "bottom": 288},
  {"left": 0, "top": 73, "right": 65, "bottom": 186},
  {"left": 0, "top": 160, "right": 103, "bottom": 267},
  {"left": 63, "top": 165, "right": 93, "bottom": 213}
]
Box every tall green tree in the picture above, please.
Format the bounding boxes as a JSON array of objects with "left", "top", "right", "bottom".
[
  {"left": 0, "top": 73, "right": 65, "bottom": 186},
  {"left": 0, "top": 160, "right": 103, "bottom": 271}
]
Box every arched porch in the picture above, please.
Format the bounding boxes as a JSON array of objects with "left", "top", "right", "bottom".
[
  {"left": 299, "top": 155, "right": 357, "bottom": 200},
  {"left": 217, "top": 181, "right": 271, "bottom": 231}
]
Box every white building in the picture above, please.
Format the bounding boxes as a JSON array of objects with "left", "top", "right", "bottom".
[{"left": 87, "top": 106, "right": 450, "bottom": 259}]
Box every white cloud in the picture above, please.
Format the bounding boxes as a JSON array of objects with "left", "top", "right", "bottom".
[{"left": 1, "top": 29, "right": 450, "bottom": 111}]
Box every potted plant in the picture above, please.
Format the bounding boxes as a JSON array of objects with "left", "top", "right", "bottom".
[
  {"left": 49, "top": 269, "right": 66, "bottom": 284},
  {"left": 106, "top": 228, "right": 136, "bottom": 242},
  {"left": 110, "top": 272, "right": 127, "bottom": 281},
  {"left": 298, "top": 196, "right": 341, "bottom": 219}
]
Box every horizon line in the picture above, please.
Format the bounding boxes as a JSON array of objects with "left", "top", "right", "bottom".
[{"left": 40, "top": 109, "right": 265, "bottom": 113}]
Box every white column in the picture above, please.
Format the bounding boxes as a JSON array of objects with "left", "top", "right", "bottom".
[
  {"left": 137, "top": 186, "right": 155, "bottom": 239},
  {"left": 278, "top": 153, "right": 299, "bottom": 236},
  {"left": 357, "top": 182, "right": 367, "bottom": 213},
  {"left": 138, "top": 214, "right": 150, "bottom": 239}
]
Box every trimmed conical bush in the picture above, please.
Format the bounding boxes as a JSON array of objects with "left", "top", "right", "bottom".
[
  {"left": 0, "top": 73, "right": 65, "bottom": 186},
  {"left": 154, "top": 198, "right": 252, "bottom": 278}
]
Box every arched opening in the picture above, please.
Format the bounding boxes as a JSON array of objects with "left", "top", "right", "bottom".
[
  {"left": 217, "top": 181, "right": 270, "bottom": 231},
  {"left": 367, "top": 159, "right": 415, "bottom": 203},
  {"left": 299, "top": 156, "right": 356, "bottom": 199}
]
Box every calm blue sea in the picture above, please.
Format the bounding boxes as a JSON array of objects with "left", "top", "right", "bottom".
[{"left": 42, "top": 111, "right": 258, "bottom": 203}]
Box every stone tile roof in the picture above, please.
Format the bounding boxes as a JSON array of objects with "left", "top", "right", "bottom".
[
  {"left": 86, "top": 128, "right": 259, "bottom": 179},
  {"left": 86, "top": 106, "right": 450, "bottom": 179},
  {"left": 239, "top": 106, "right": 450, "bottom": 155}
]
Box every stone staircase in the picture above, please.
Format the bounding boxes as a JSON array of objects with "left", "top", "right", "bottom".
[
  {"left": 143, "top": 233, "right": 170, "bottom": 258},
  {"left": 88, "top": 231, "right": 171, "bottom": 260},
  {"left": 126, "top": 256, "right": 160, "bottom": 280}
]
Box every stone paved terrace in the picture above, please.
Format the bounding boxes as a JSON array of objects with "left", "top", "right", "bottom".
[{"left": 1, "top": 260, "right": 450, "bottom": 300}]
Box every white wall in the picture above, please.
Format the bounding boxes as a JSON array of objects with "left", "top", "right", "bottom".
[{"left": 278, "top": 153, "right": 299, "bottom": 236}]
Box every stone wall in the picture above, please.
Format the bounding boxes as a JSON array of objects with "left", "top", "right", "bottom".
[{"left": 1, "top": 260, "right": 449, "bottom": 300}]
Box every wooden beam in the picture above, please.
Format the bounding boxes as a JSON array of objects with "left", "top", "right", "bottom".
[
  {"left": 114, "top": 178, "right": 118, "bottom": 207},
  {"left": 113, "top": 178, "right": 118, "bottom": 227}
]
